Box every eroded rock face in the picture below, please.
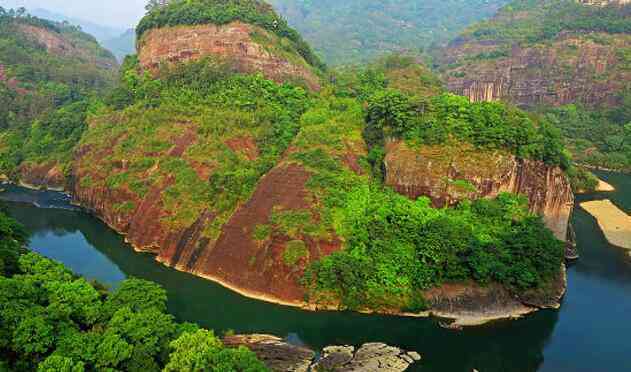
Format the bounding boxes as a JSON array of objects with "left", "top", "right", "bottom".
[
  {"left": 137, "top": 22, "right": 321, "bottom": 91},
  {"left": 441, "top": 32, "right": 630, "bottom": 108},
  {"left": 18, "top": 162, "right": 65, "bottom": 190},
  {"left": 384, "top": 141, "right": 574, "bottom": 241},
  {"left": 223, "top": 334, "right": 421, "bottom": 372}
]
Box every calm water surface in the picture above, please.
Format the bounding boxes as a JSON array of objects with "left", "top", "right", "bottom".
[{"left": 1, "top": 171, "right": 630, "bottom": 372}]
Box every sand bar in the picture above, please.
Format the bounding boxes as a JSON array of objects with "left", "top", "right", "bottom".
[
  {"left": 596, "top": 178, "right": 615, "bottom": 192},
  {"left": 581, "top": 200, "right": 631, "bottom": 249}
]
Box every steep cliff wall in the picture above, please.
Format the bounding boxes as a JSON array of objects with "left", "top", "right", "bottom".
[
  {"left": 384, "top": 141, "right": 574, "bottom": 241},
  {"left": 71, "top": 95, "right": 366, "bottom": 304},
  {"left": 442, "top": 33, "right": 630, "bottom": 108},
  {"left": 137, "top": 22, "right": 321, "bottom": 91},
  {"left": 438, "top": 0, "right": 630, "bottom": 108}
]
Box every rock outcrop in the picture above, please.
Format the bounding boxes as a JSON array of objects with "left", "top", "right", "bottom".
[
  {"left": 442, "top": 33, "right": 630, "bottom": 108},
  {"left": 223, "top": 334, "right": 421, "bottom": 372},
  {"left": 18, "top": 162, "right": 65, "bottom": 191},
  {"left": 384, "top": 141, "right": 574, "bottom": 241},
  {"left": 137, "top": 22, "right": 321, "bottom": 90}
]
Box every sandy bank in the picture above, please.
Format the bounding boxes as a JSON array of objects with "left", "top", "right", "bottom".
[
  {"left": 581, "top": 200, "right": 631, "bottom": 249},
  {"left": 596, "top": 179, "right": 615, "bottom": 192}
]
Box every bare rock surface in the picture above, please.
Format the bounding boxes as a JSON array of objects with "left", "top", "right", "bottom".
[{"left": 224, "top": 335, "right": 421, "bottom": 371}]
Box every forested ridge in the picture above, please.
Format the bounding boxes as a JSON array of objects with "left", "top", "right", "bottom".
[
  {"left": 0, "top": 7, "right": 117, "bottom": 178},
  {"left": 268, "top": 0, "right": 511, "bottom": 65}
]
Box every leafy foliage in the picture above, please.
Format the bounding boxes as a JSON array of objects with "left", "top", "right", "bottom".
[
  {"left": 366, "top": 91, "right": 570, "bottom": 168},
  {"left": 463, "top": 0, "right": 631, "bottom": 45},
  {"left": 0, "top": 211, "right": 267, "bottom": 371},
  {"left": 542, "top": 99, "right": 631, "bottom": 172},
  {"left": 303, "top": 189, "right": 564, "bottom": 311}
]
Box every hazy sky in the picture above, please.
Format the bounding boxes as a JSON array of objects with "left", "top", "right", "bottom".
[{"left": 1, "top": 0, "right": 147, "bottom": 28}]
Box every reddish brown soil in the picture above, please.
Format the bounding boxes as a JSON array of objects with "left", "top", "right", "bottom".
[{"left": 225, "top": 136, "right": 260, "bottom": 161}]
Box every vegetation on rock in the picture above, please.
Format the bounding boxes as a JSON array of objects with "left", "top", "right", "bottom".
[
  {"left": 136, "top": 0, "right": 324, "bottom": 70},
  {"left": 541, "top": 100, "right": 631, "bottom": 173}
]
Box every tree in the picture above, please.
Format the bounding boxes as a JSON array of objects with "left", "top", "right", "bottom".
[
  {"left": 104, "top": 278, "right": 168, "bottom": 316},
  {"left": 37, "top": 356, "right": 84, "bottom": 372},
  {"left": 164, "top": 330, "right": 267, "bottom": 372}
]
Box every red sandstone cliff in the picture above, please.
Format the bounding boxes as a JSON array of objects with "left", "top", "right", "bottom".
[
  {"left": 441, "top": 32, "right": 630, "bottom": 108},
  {"left": 137, "top": 22, "right": 321, "bottom": 91},
  {"left": 384, "top": 140, "right": 574, "bottom": 241}
]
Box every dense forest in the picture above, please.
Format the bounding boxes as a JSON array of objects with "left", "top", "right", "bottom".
[
  {"left": 268, "top": 0, "right": 511, "bottom": 65},
  {"left": 460, "top": 0, "right": 631, "bottom": 44},
  {"left": 0, "top": 8, "right": 117, "bottom": 177},
  {"left": 0, "top": 210, "right": 267, "bottom": 371}
]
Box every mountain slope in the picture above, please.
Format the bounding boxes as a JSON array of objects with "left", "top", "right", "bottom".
[
  {"left": 71, "top": 0, "right": 570, "bottom": 320},
  {"left": 268, "top": 0, "right": 511, "bottom": 65},
  {"left": 437, "top": 0, "right": 631, "bottom": 171},
  {"left": 0, "top": 10, "right": 118, "bottom": 187}
]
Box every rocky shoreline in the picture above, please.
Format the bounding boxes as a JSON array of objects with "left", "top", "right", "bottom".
[
  {"left": 223, "top": 334, "right": 421, "bottom": 372},
  {"left": 1, "top": 180, "right": 568, "bottom": 326}
]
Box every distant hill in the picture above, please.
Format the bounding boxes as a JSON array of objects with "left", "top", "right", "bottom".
[
  {"left": 268, "top": 0, "right": 511, "bottom": 65},
  {"left": 29, "top": 8, "right": 125, "bottom": 42},
  {"left": 0, "top": 11, "right": 118, "bottom": 185},
  {"left": 103, "top": 29, "right": 136, "bottom": 61}
]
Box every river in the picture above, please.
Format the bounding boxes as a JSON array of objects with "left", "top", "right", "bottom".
[{"left": 1, "top": 171, "right": 629, "bottom": 372}]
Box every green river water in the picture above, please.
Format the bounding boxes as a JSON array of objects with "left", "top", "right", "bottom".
[{"left": 1, "top": 171, "right": 630, "bottom": 371}]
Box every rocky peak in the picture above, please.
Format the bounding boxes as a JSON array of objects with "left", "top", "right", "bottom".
[
  {"left": 137, "top": 22, "right": 321, "bottom": 90},
  {"left": 135, "top": 0, "right": 322, "bottom": 90}
]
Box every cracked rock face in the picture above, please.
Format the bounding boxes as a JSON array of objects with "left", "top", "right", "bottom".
[{"left": 224, "top": 335, "right": 421, "bottom": 371}]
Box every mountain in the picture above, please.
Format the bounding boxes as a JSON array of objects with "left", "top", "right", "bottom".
[
  {"left": 103, "top": 28, "right": 136, "bottom": 61},
  {"left": 437, "top": 0, "right": 631, "bottom": 171},
  {"left": 0, "top": 11, "right": 118, "bottom": 187},
  {"left": 63, "top": 0, "right": 570, "bottom": 323},
  {"left": 267, "top": 0, "right": 512, "bottom": 65},
  {"left": 29, "top": 8, "right": 125, "bottom": 42}
]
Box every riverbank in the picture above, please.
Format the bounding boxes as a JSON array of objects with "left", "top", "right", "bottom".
[
  {"left": 580, "top": 199, "right": 631, "bottom": 249},
  {"left": 78, "top": 203, "right": 569, "bottom": 327},
  {"left": 596, "top": 179, "right": 615, "bottom": 192},
  {"left": 2, "top": 182, "right": 566, "bottom": 327}
]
